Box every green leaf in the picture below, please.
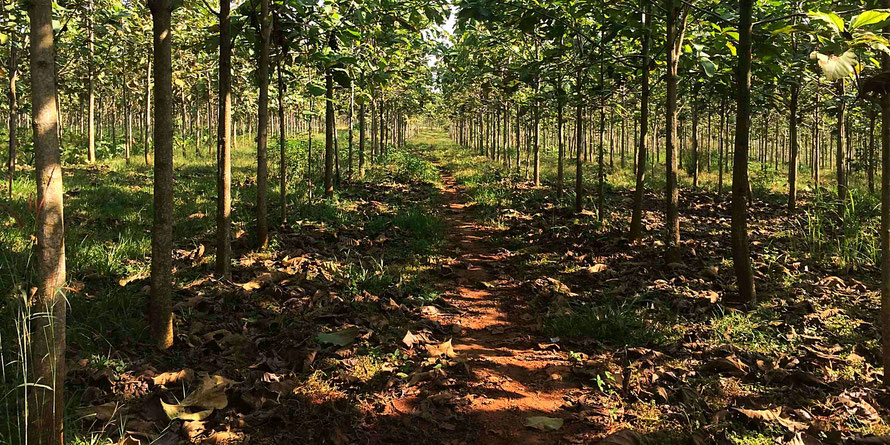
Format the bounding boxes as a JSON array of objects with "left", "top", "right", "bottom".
[
  {"left": 316, "top": 327, "right": 361, "bottom": 346},
  {"left": 700, "top": 58, "right": 717, "bottom": 77},
  {"left": 525, "top": 416, "right": 564, "bottom": 431},
  {"left": 808, "top": 11, "right": 844, "bottom": 35},
  {"left": 306, "top": 83, "right": 326, "bottom": 97},
  {"left": 852, "top": 10, "right": 890, "bottom": 30}
]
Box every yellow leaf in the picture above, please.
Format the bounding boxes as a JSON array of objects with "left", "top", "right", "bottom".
[{"left": 160, "top": 400, "right": 213, "bottom": 421}]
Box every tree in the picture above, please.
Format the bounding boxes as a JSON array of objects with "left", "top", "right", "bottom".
[
  {"left": 664, "top": 0, "right": 687, "bottom": 265},
  {"left": 216, "top": 0, "right": 233, "bottom": 278},
  {"left": 730, "top": 0, "right": 756, "bottom": 305},
  {"left": 87, "top": 0, "right": 97, "bottom": 163},
  {"left": 629, "top": 0, "right": 650, "bottom": 241},
  {"left": 148, "top": 0, "right": 174, "bottom": 350},
  {"left": 6, "top": 18, "right": 18, "bottom": 198},
  {"left": 255, "top": 0, "right": 271, "bottom": 249},
  {"left": 27, "top": 0, "right": 67, "bottom": 440}
]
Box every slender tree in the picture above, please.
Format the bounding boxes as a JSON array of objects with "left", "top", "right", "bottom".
[
  {"left": 7, "top": 29, "right": 17, "bottom": 197},
  {"left": 87, "top": 0, "right": 96, "bottom": 163},
  {"left": 630, "top": 0, "right": 650, "bottom": 241},
  {"left": 324, "top": 55, "right": 335, "bottom": 198},
  {"left": 216, "top": 0, "right": 233, "bottom": 277},
  {"left": 664, "top": 0, "right": 687, "bottom": 264},
  {"left": 731, "top": 0, "right": 756, "bottom": 304},
  {"left": 148, "top": 0, "right": 174, "bottom": 350},
  {"left": 27, "top": 0, "right": 67, "bottom": 440},
  {"left": 255, "top": 0, "right": 271, "bottom": 249}
]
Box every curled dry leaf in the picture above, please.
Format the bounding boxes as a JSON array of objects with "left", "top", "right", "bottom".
[
  {"left": 425, "top": 339, "right": 458, "bottom": 358},
  {"left": 402, "top": 330, "right": 423, "bottom": 348},
  {"left": 152, "top": 368, "right": 194, "bottom": 386},
  {"left": 525, "top": 416, "right": 564, "bottom": 431},
  {"left": 161, "top": 373, "right": 234, "bottom": 421},
  {"left": 731, "top": 407, "right": 806, "bottom": 432},
  {"left": 699, "top": 356, "right": 748, "bottom": 376}
]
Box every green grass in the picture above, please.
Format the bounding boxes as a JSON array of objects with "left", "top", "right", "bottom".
[{"left": 544, "top": 300, "right": 675, "bottom": 347}]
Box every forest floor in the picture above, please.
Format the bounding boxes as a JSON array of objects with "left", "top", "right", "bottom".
[{"left": 3, "top": 131, "right": 890, "bottom": 444}]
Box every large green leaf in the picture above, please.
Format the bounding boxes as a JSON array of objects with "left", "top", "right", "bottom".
[
  {"left": 808, "top": 11, "right": 844, "bottom": 35},
  {"left": 306, "top": 82, "right": 326, "bottom": 97},
  {"left": 851, "top": 10, "right": 890, "bottom": 30}
]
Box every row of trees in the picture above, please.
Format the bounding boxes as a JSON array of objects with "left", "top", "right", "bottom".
[
  {"left": 441, "top": 0, "right": 890, "bottom": 382},
  {"left": 13, "top": 0, "right": 447, "bottom": 442}
]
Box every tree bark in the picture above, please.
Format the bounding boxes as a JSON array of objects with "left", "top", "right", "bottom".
[
  {"left": 630, "top": 0, "right": 650, "bottom": 240},
  {"left": 869, "top": 106, "right": 876, "bottom": 194},
  {"left": 664, "top": 0, "right": 687, "bottom": 264},
  {"left": 880, "top": 0, "right": 890, "bottom": 388},
  {"left": 255, "top": 0, "right": 271, "bottom": 249},
  {"left": 359, "top": 101, "right": 366, "bottom": 179},
  {"left": 278, "top": 60, "right": 287, "bottom": 224},
  {"left": 836, "top": 79, "right": 847, "bottom": 212},
  {"left": 324, "top": 65, "right": 334, "bottom": 198},
  {"left": 731, "top": 0, "right": 756, "bottom": 305},
  {"left": 574, "top": 66, "right": 584, "bottom": 213},
  {"left": 348, "top": 83, "right": 354, "bottom": 178},
  {"left": 557, "top": 98, "right": 565, "bottom": 199},
  {"left": 148, "top": 0, "right": 174, "bottom": 350},
  {"left": 215, "top": 0, "right": 233, "bottom": 278},
  {"left": 27, "top": 0, "right": 67, "bottom": 440},
  {"left": 788, "top": 83, "right": 800, "bottom": 211},
  {"left": 692, "top": 103, "right": 700, "bottom": 188},
  {"left": 87, "top": 0, "right": 96, "bottom": 163},
  {"left": 7, "top": 33, "right": 17, "bottom": 197},
  {"left": 144, "top": 53, "right": 152, "bottom": 165}
]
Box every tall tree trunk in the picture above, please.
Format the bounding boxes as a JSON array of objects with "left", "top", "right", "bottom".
[
  {"left": 788, "top": 83, "right": 800, "bottom": 211},
  {"left": 359, "top": 101, "right": 366, "bottom": 179},
  {"left": 869, "top": 106, "right": 876, "bottom": 194},
  {"left": 324, "top": 64, "right": 334, "bottom": 198},
  {"left": 557, "top": 98, "right": 565, "bottom": 199},
  {"left": 836, "top": 79, "right": 847, "bottom": 212},
  {"left": 215, "top": 0, "right": 233, "bottom": 278},
  {"left": 27, "top": 0, "right": 67, "bottom": 440},
  {"left": 718, "top": 97, "right": 726, "bottom": 197},
  {"left": 630, "top": 0, "right": 650, "bottom": 240},
  {"left": 148, "top": 0, "right": 174, "bottom": 350},
  {"left": 348, "top": 83, "right": 354, "bottom": 179},
  {"left": 125, "top": 83, "right": 132, "bottom": 163},
  {"left": 7, "top": 33, "right": 17, "bottom": 197},
  {"left": 664, "top": 0, "right": 687, "bottom": 264},
  {"left": 692, "top": 101, "right": 699, "bottom": 188},
  {"left": 144, "top": 53, "right": 152, "bottom": 165},
  {"left": 87, "top": 0, "right": 96, "bottom": 163},
  {"left": 880, "top": 0, "right": 890, "bottom": 388},
  {"left": 731, "top": 0, "right": 756, "bottom": 305},
  {"left": 597, "top": 80, "right": 605, "bottom": 220},
  {"left": 574, "top": 66, "right": 584, "bottom": 213},
  {"left": 278, "top": 60, "right": 287, "bottom": 224},
  {"left": 255, "top": 0, "right": 271, "bottom": 249},
  {"left": 534, "top": 101, "right": 541, "bottom": 186}
]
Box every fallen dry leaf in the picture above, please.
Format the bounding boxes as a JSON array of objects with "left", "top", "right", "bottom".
[
  {"left": 425, "top": 339, "right": 458, "bottom": 358},
  {"left": 152, "top": 368, "right": 194, "bottom": 386},
  {"left": 731, "top": 407, "right": 806, "bottom": 432}
]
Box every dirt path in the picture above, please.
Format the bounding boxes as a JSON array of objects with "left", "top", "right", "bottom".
[{"left": 388, "top": 168, "right": 582, "bottom": 443}]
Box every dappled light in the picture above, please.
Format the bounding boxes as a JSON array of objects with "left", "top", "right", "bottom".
[{"left": 6, "top": 0, "right": 890, "bottom": 444}]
